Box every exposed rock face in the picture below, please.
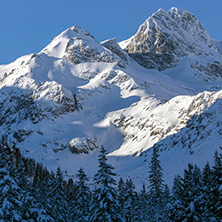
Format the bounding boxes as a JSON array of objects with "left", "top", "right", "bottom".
[
  {"left": 102, "top": 38, "right": 128, "bottom": 62},
  {"left": 69, "top": 137, "right": 99, "bottom": 154},
  {"left": 147, "top": 98, "right": 222, "bottom": 154},
  {"left": 101, "top": 38, "right": 129, "bottom": 67},
  {"left": 64, "top": 37, "right": 115, "bottom": 65},
  {"left": 191, "top": 61, "right": 222, "bottom": 81},
  {"left": 0, "top": 88, "right": 36, "bottom": 126},
  {"left": 32, "top": 81, "right": 77, "bottom": 116},
  {"left": 58, "top": 26, "right": 123, "bottom": 66},
  {"left": 0, "top": 82, "right": 78, "bottom": 128},
  {"left": 120, "top": 8, "right": 217, "bottom": 71}
]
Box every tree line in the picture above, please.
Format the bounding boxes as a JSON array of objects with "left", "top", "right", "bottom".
[{"left": 0, "top": 136, "right": 221, "bottom": 221}]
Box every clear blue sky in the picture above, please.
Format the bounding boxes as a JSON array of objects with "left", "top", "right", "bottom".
[{"left": 1, "top": 0, "right": 222, "bottom": 64}]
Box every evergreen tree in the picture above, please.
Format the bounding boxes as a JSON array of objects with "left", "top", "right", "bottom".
[
  {"left": 23, "top": 157, "right": 36, "bottom": 179},
  {"left": 201, "top": 162, "right": 216, "bottom": 221},
  {"left": 21, "top": 190, "right": 55, "bottom": 222},
  {"left": 137, "top": 183, "right": 149, "bottom": 221},
  {"left": 217, "top": 148, "right": 222, "bottom": 219},
  {"left": 148, "top": 146, "right": 164, "bottom": 203},
  {"left": 181, "top": 164, "right": 203, "bottom": 221},
  {"left": 148, "top": 146, "right": 165, "bottom": 221},
  {"left": 168, "top": 175, "right": 185, "bottom": 221},
  {"left": 0, "top": 168, "right": 22, "bottom": 221},
  {"left": 11, "top": 147, "right": 29, "bottom": 190},
  {"left": 117, "top": 177, "right": 125, "bottom": 208},
  {"left": 44, "top": 167, "right": 71, "bottom": 221},
  {"left": 212, "top": 150, "right": 222, "bottom": 219},
  {"left": 73, "top": 167, "right": 91, "bottom": 221},
  {"left": 66, "top": 178, "right": 78, "bottom": 204},
  {"left": 90, "top": 146, "right": 123, "bottom": 222},
  {"left": 122, "top": 178, "right": 139, "bottom": 221}
]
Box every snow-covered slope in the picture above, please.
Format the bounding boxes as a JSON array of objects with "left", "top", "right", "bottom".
[
  {"left": 0, "top": 7, "right": 222, "bottom": 185},
  {"left": 213, "top": 39, "right": 222, "bottom": 54}
]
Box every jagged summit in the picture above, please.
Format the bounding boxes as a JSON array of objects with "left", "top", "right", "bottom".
[
  {"left": 41, "top": 25, "right": 127, "bottom": 67},
  {"left": 119, "top": 7, "right": 218, "bottom": 71},
  {"left": 167, "top": 7, "right": 212, "bottom": 45},
  {"left": 42, "top": 25, "right": 99, "bottom": 58}
]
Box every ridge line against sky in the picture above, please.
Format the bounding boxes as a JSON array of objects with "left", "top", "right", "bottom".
[{"left": 0, "top": 0, "right": 222, "bottom": 64}]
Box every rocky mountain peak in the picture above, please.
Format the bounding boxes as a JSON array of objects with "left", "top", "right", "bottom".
[
  {"left": 120, "top": 7, "right": 217, "bottom": 71},
  {"left": 42, "top": 25, "right": 127, "bottom": 67},
  {"left": 62, "top": 25, "right": 95, "bottom": 40},
  {"left": 167, "top": 7, "right": 213, "bottom": 46},
  {"left": 41, "top": 25, "right": 98, "bottom": 59}
]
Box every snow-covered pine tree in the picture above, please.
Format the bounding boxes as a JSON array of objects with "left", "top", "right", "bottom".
[
  {"left": 73, "top": 167, "right": 91, "bottom": 221},
  {"left": 212, "top": 150, "right": 222, "bottom": 219},
  {"left": 0, "top": 142, "right": 26, "bottom": 221},
  {"left": 147, "top": 145, "right": 165, "bottom": 221},
  {"left": 161, "top": 184, "right": 172, "bottom": 221},
  {"left": 66, "top": 178, "right": 77, "bottom": 203},
  {"left": 201, "top": 161, "right": 216, "bottom": 221},
  {"left": 23, "top": 157, "right": 36, "bottom": 179},
  {"left": 122, "top": 178, "right": 139, "bottom": 222},
  {"left": 0, "top": 167, "right": 23, "bottom": 221},
  {"left": 217, "top": 148, "right": 222, "bottom": 219},
  {"left": 21, "top": 191, "right": 55, "bottom": 222},
  {"left": 167, "top": 175, "right": 185, "bottom": 221},
  {"left": 90, "top": 146, "right": 123, "bottom": 222},
  {"left": 44, "top": 167, "right": 71, "bottom": 221},
  {"left": 11, "top": 147, "right": 30, "bottom": 191},
  {"left": 180, "top": 163, "right": 203, "bottom": 221},
  {"left": 137, "top": 183, "right": 149, "bottom": 222},
  {"left": 117, "top": 177, "right": 125, "bottom": 208}
]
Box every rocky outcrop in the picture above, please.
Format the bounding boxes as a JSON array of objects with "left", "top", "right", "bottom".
[
  {"left": 191, "top": 61, "right": 222, "bottom": 81},
  {"left": 69, "top": 137, "right": 99, "bottom": 154},
  {"left": 64, "top": 37, "right": 116, "bottom": 65},
  {"left": 32, "top": 81, "right": 77, "bottom": 116},
  {"left": 0, "top": 81, "right": 79, "bottom": 128},
  {"left": 101, "top": 38, "right": 129, "bottom": 67},
  {"left": 145, "top": 98, "right": 222, "bottom": 155}
]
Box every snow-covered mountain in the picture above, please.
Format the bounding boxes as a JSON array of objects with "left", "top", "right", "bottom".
[{"left": 0, "top": 7, "right": 222, "bottom": 185}]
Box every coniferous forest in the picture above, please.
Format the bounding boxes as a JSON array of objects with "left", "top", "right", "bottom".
[{"left": 0, "top": 135, "right": 221, "bottom": 221}]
